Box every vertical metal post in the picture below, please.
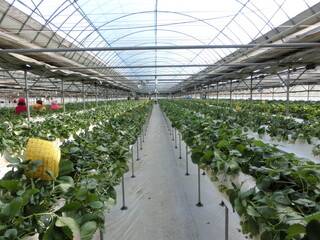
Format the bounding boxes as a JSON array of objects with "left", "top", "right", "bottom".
[
  {"left": 62, "top": 80, "right": 66, "bottom": 113},
  {"left": 225, "top": 205, "right": 229, "bottom": 240},
  {"left": 172, "top": 126, "right": 174, "bottom": 141},
  {"left": 286, "top": 68, "right": 290, "bottom": 117},
  {"left": 120, "top": 175, "right": 128, "bottom": 210},
  {"left": 185, "top": 145, "right": 189, "bottom": 176},
  {"left": 82, "top": 81, "right": 86, "bottom": 110},
  {"left": 24, "top": 70, "right": 30, "bottom": 121},
  {"left": 250, "top": 75, "right": 253, "bottom": 111},
  {"left": 140, "top": 135, "right": 142, "bottom": 150},
  {"left": 131, "top": 147, "right": 135, "bottom": 178},
  {"left": 95, "top": 83, "right": 98, "bottom": 107},
  {"left": 229, "top": 80, "right": 232, "bottom": 108},
  {"left": 100, "top": 230, "right": 103, "bottom": 240},
  {"left": 175, "top": 129, "right": 177, "bottom": 148},
  {"left": 142, "top": 126, "right": 145, "bottom": 142},
  {"left": 196, "top": 165, "right": 203, "bottom": 207},
  {"left": 216, "top": 89, "right": 219, "bottom": 107},
  {"left": 220, "top": 201, "right": 229, "bottom": 240},
  {"left": 136, "top": 140, "right": 140, "bottom": 161},
  {"left": 179, "top": 133, "right": 182, "bottom": 159}
]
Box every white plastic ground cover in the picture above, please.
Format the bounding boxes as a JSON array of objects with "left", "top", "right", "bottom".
[
  {"left": 246, "top": 129, "right": 320, "bottom": 163},
  {"left": 100, "top": 105, "right": 246, "bottom": 240}
]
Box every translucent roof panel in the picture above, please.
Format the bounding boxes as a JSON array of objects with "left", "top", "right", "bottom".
[{"left": 2, "top": 0, "right": 320, "bottom": 93}]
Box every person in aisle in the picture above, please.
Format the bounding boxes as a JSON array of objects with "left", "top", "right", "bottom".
[
  {"left": 15, "top": 97, "right": 27, "bottom": 114},
  {"left": 49, "top": 100, "right": 63, "bottom": 110},
  {"left": 32, "top": 99, "right": 46, "bottom": 111}
]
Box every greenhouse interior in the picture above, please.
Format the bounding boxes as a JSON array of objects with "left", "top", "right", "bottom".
[{"left": 0, "top": 0, "right": 320, "bottom": 239}]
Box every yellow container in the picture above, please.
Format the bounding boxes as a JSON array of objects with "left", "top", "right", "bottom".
[{"left": 25, "top": 138, "right": 61, "bottom": 180}]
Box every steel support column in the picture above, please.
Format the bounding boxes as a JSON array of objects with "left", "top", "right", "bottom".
[
  {"left": 286, "top": 69, "right": 291, "bottom": 116},
  {"left": 24, "top": 70, "right": 30, "bottom": 121}
]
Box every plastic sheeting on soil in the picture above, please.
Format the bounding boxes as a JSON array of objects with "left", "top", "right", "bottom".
[{"left": 99, "top": 105, "right": 246, "bottom": 240}]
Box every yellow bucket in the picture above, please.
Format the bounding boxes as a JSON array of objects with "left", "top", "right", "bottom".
[{"left": 25, "top": 138, "right": 61, "bottom": 180}]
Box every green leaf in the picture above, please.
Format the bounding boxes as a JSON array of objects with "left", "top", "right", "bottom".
[
  {"left": 87, "top": 193, "right": 99, "bottom": 202},
  {"left": 217, "top": 140, "right": 229, "bottom": 148},
  {"left": 240, "top": 188, "right": 255, "bottom": 200},
  {"left": 253, "top": 140, "right": 265, "bottom": 147},
  {"left": 58, "top": 160, "right": 74, "bottom": 176},
  {"left": 202, "top": 151, "right": 214, "bottom": 163},
  {"left": 21, "top": 189, "right": 39, "bottom": 205},
  {"left": 78, "top": 213, "right": 103, "bottom": 226},
  {"left": 57, "top": 176, "right": 74, "bottom": 185},
  {"left": 55, "top": 216, "right": 81, "bottom": 240},
  {"left": 191, "top": 149, "right": 203, "bottom": 164},
  {"left": 88, "top": 201, "right": 104, "bottom": 209},
  {"left": 246, "top": 205, "right": 261, "bottom": 217},
  {"left": 56, "top": 183, "right": 73, "bottom": 193},
  {"left": 260, "top": 230, "right": 273, "bottom": 240},
  {"left": 306, "top": 220, "right": 320, "bottom": 240},
  {"left": 293, "top": 198, "right": 316, "bottom": 207},
  {"left": 273, "top": 192, "right": 291, "bottom": 205},
  {"left": 0, "top": 180, "right": 21, "bottom": 191},
  {"left": 236, "top": 144, "right": 246, "bottom": 153},
  {"left": 304, "top": 212, "right": 320, "bottom": 223},
  {"left": 234, "top": 198, "right": 245, "bottom": 216},
  {"left": 287, "top": 224, "right": 306, "bottom": 238},
  {"left": 25, "top": 204, "right": 47, "bottom": 215},
  {"left": 69, "top": 147, "right": 80, "bottom": 153},
  {"left": 256, "top": 176, "right": 271, "bottom": 191},
  {"left": 43, "top": 221, "right": 65, "bottom": 240},
  {"left": 7, "top": 197, "right": 23, "bottom": 217},
  {"left": 227, "top": 160, "right": 239, "bottom": 172},
  {"left": 4, "top": 229, "right": 17, "bottom": 240},
  {"left": 5, "top": 157, "right": 21, "bottom": 163},
  {"left": 256, "top": 206, "right": 277, "bottom": 218},
  {"left": 80, "top": 221, "right": 97, "bottom": 240},
  {"left": 56, "top": 201, "right": 81, "bottom": 213},
  {"left": 107, "top": 197, "right": 116, "bottom": 207},
  {"left": 75, "top": 186, "right": 88, "bottom": 201},
  {"left": 247, "top": 216, "right": 259, "bottom": 235},
  {"left": 96, "top": 146, "right": 108, "bottom": 152}
]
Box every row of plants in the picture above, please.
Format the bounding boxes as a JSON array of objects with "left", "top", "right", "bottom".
[
  {"left": 203, "top": 99, "right": 320, "bottom": 122},
  {"left": 0, "top": 100, "right": 145, "bottom": 155},
  {"left": 160, "top": 99, "right": 320, "bottom": 240},
  {"left": 0, "top": 100, "right": 121, "bottom": 123},
  {"left": 0, "top": 100, "right": 152, "bottom": 239},
  {"left": 173, "top": 99, "right": 320, "bottom": 156}
]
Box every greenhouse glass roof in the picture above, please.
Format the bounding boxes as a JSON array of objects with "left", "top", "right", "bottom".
[{"left": 0, "top": 0, "right": 320, "bottom": 95}]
